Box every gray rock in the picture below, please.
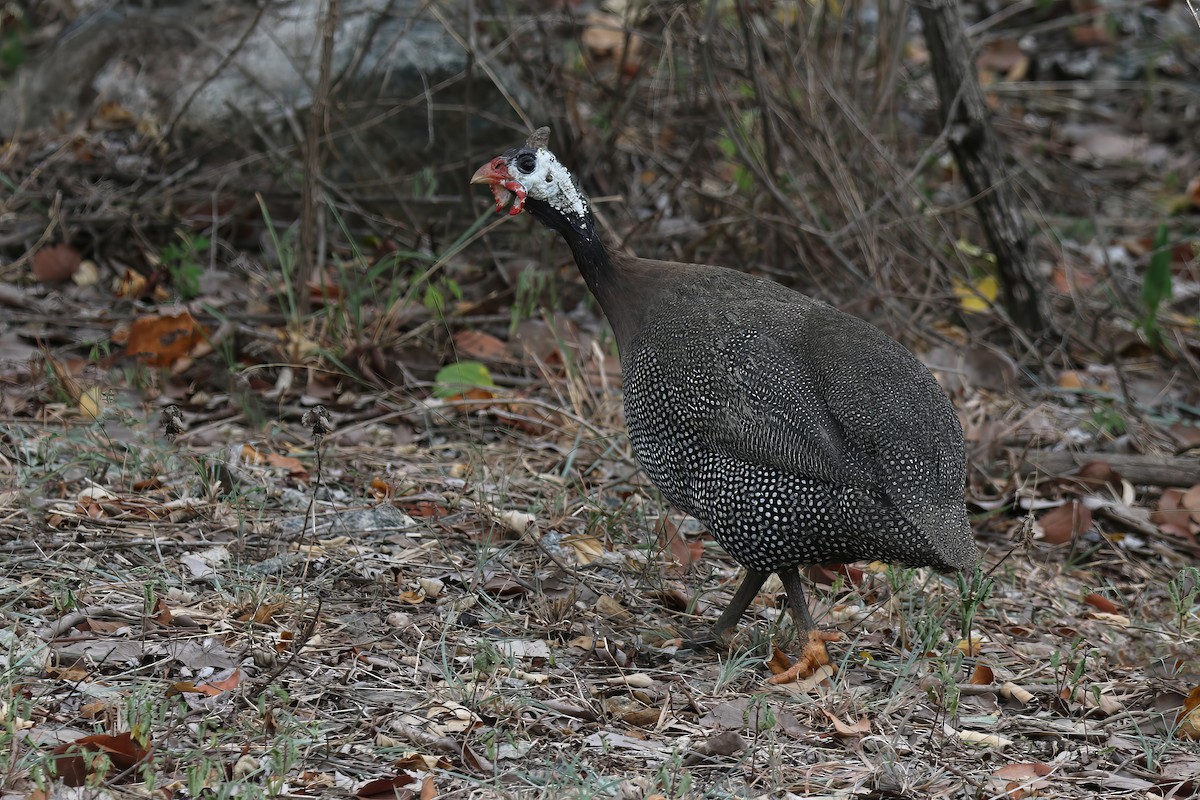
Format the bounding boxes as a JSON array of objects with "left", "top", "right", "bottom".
[{"left": 1, "top": 1, "right": 523, "bottom": 168}]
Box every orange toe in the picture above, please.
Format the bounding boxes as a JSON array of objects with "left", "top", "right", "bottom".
[{"left": 767, "top": 630, "right": 843, "bottom": 684}]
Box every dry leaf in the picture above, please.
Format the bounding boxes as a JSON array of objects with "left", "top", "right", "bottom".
[
  {"left": 1083, "top": 593, "right": 1120, "bottom": 614},
  {"left": 822, "top": 709, "right": 870, "bottom": 737},
  {"left": 955, "top": 637, "right": 984, "bottom": 656},
  {"left": 976, "top": 38, "right": 1021, "bottom": 71},
  {"left": 693, "top": 731, "right": 745, "bottom": 756},
  {"left": 1057, "top": 370, "right": 1086, "bottom": 390},
  {"left": 240, "top": 444, "right": 307, "bottom": 477},
  {"left": 355, "top": 775, "right": 416, "bottom": 800},
  {"left": 115, "top": 268, "right": 149, "bottom": 298},
  {"left": 481, "top": 573, "right": 526, "bottom": 597},
  {"left": 969, "top": 663, "right": 995, "bottom": 685},
  {"left": 1038, "top": 501, "right": 1092, "bottom": 544},
  {"left": 73, "top": 259, "right": 101, "bottom": 286},
  {"left": 368, "top": 477, "right": 393, "bottom": 499},
  {"left": 78, "top": 386, "right": 103, "bottom": 420},
  {"left": 193, "top": 669, "right": 243, "bottom": 696},
  {"left": 658, "top": 516, "right": 698, "bottom": 572},
  {"left": 94, "top": 100, "right": 135, "bottom": 129},
  {"left": 394, "top": 752, "right": 451, "bottom": 771},
  {"left": 992, "top": 763, "right": 1052, "bottom": 781},
  {"left": 453, "top": 329, "right": 510, "bottom": 361},
  {"left": 125, "top": 311, "right": 208, "bottom": 367},
  {"left": 765, "top": 644, "right": 792, "bottom": 675},
  {"left": 595, "top": 593, "right": 631, "bottom": 620},
  {"left": 50, "top": 731, "right": 152, "bottom": 787},
  {"left": 604, "top": 673, "right": 656, "bottom": 688},
  {"left": 564, "top": 533, "right": 605, "bottom": 564},
  {"left": 1183, "top": 484, "right": 1200, "bottom": 524},
  {"left": 990, "top": 762, "right": 1053, "bottom": 799},
  {"left": 33, "top": 243, "right": 83, "bottom": 283},
  {"left": 1000, "top": 682, "right": 1035, "bottom": 705},
  {"left": 954, "top": 728, "right": 1012, "bottom": 749},
  {"left": 1178, "top": 685, "right": 1200, "bottom": 740},
  {"left": 581, "top": 11, "right": 642, "bottom": 68}
]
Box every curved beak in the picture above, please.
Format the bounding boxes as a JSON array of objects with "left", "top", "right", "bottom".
[
  {"left": 472, "top": 156, "right": 527, "bottom": 215},
  {"left": 471, "top": 158, "right": 508, "bottom": 185}
]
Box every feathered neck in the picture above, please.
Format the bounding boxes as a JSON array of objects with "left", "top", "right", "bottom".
[{"left": 523, "top": 196, "right": 619, "bottom": 307}]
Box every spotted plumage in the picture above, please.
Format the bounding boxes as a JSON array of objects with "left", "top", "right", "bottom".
[{"left": 472, "top": 127, "right": 978, "bottom": 679}]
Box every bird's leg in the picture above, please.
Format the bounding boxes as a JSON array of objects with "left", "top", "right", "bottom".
[
  {"left": 768, "top": 566, "right": 843, "bottom": 684},
  {"left": 680, "top": 569, "right": 770, "bottom": 650},
  {"left": 711, "top": 569, "right": 771, "bottom": 639}
]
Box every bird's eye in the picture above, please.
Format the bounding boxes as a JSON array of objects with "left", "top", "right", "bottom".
[{"left": 516, "top": 153, "right": 536, "bottom": 173}]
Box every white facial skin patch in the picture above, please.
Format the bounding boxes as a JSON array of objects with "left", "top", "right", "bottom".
[{"left": 510, "top": 149, "right": 589, "bottom": 220}]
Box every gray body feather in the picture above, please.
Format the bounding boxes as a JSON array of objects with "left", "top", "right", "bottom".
[{"left": 614, "top": 262, "right": 978, "bottom": 573}]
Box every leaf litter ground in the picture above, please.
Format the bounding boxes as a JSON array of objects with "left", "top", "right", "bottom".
[
  {"left": 3, "top": 3, "right": 1200, "bottom": 795},
  {"left": 1, "top": 362, "right": 1198, "bottom": 798}
]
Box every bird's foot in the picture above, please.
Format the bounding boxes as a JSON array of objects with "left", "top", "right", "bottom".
[
  {"left": 766, "top": 630, "right": 843, "bottom": 684},
  {"left": 670, "top": 631, "right": 721, "bottom": 654}
]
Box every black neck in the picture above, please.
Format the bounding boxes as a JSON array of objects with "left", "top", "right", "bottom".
[{"left": 524, "top": 197, "right": 615, "bottom": 302}]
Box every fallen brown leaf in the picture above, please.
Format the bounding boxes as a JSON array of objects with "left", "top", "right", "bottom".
[
  {"left": 969, "top": 663, "right": 995, "bottom": 685},
  {"left": 1178, "top": 685, "right": 1200, "bottom": 740},
  {"left": 1038, "top": 501, "right": 1092, "bottom": 544},
  {"left": 355, "top": 775, "right": 416, "bottom": 800},
  {"left": 453, "top": 329, "right": 510, "bottom": 361},
  {"left": 822, "top": 709, "right": 870, "bottom": 737},
  {"left": 50, "top": 731, "right": 151, "bottom": 787},
  {"left": 33, "top": 243, "right": 83, "bottom": 283},
  {"left": 1083, "top": 592, "right": 1120, "bottom": 614},
  {"left": 125, "top": 311, "right": 208, "bottom": 367}
]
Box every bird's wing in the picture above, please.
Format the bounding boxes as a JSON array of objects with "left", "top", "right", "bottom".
[
  {"left": 687, "top": 305, "right": 965, "bottom": 515},
  {"left": 680, "top": 316, "right": 877, "bottom": 489}
]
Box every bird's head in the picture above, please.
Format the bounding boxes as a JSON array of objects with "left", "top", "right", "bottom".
[{"left": 471, "top": 127, "right": 589, "bottom": 223}]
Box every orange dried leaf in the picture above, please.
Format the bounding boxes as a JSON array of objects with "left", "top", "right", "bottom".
[
  {"left": 125, "top": 311, "right": 208, "bottom": 367},
  {"left": 151, "top": 598, "right": 174, "bottom": 626},
  {"left": 1083, "top": 593, "right": 1120, "bottom": 614},
  {"left": 765, "top": 645, "right": 792, "bottom": 676},
  {"left": 976, "top": 39, "right": 1025, "bottom": 72},
  {"left": 1057, "top": 370, "right": 1086, "bottom": 390},
  {"left": 194, "top": 669, "right": 243, "bottom": 696},
  {"left": 1179, "top": 685, "right": 1200, "bottom": 740},
  {"left": 94, "top": 100, "right": 135, "bottom": 129},
  {"left": 369, "top": 477, "right": 393, "bottom": 499},
  {"left": 78, "top": 700, "right": 110, "bottom": 719},
  {"left": 969, "top": 663, "right": 995, "bottom": 685},
  {"left": 265, "top": 451, "right": 306, "bottom": 476}
]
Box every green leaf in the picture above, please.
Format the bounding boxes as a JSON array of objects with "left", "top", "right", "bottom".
[
  {"left": 1142, "top": 224, "right": 1172, "bottom": 314},
  {"left": 1140, "top": 224, "right": 1172, "bottom": 346},
  {"left": 433, "top": 361, "right": 495, "bottom": 398}
]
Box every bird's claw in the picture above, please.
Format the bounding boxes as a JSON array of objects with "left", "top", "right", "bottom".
[{"left": 766, "top": 630, "right": 843, "bottom": 684}]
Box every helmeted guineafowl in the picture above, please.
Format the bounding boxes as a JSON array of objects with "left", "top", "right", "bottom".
[{"left": 472, "top": 127, "right": 978, "bottom": 681}]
